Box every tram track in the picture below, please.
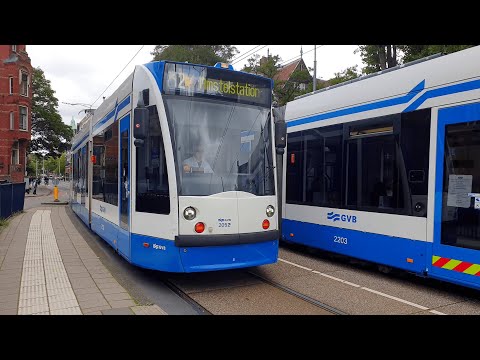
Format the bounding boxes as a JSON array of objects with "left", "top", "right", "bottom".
[
  {"left": 247, "top": 271, "right": 347, "bottom": 315},
  {"left": 164, "top": 268, "right": 343, "bottom": 315},
  {"left": 162, "top": 278, "right": 212, "bottom": 315}
]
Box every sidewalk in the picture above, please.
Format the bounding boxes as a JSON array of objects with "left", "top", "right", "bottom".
[{"left": 0, "top": 205, "right": 166, "bottom": 315}]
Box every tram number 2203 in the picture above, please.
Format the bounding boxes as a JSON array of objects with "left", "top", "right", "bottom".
[{"left": 334, "top": 236, "right": 348, "bottom": 244}]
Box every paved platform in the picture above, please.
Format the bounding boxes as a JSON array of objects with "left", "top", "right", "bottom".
[{"left": 0, "top": 206, "right": 167, "bottom": 315}]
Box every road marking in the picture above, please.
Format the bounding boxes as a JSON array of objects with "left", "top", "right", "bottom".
[
  {"left": 19, "top": 210, "right": 81, "bottom": 315},
  {"left": 361, "top": 287, "right": 429, "bottom": 310},
  {"left": 312, "top": 270, "right": 361, "bottom": 287},
  {"left": 279, "top": 257, "right": 446, "bottom": 315},
  {"left": 279, "top": 258, "right": 312, "bottom": 271},
  {"left": 429, "top": 310, "right": 447, "bottom": 315}
]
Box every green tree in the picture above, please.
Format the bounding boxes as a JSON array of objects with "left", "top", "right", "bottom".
[
  {"left": 399, "top": 45, "right": 475, "bottom": 63},
  {"left": 30, "top": 68, "right": 74, "bottom": 157},
  {"left": 328, "top": 65, "right": 360, "bottom": 86},
  {"left": 242, "top": 54, "right": 282, "bottom": 79},
  {"left": 26, "top": 154, "right": 38, "bottom": 176},
  {"left": 151, "top": 45, "right": 239, "bottom": 65},
  {"left": 356, "top": 45, "right": 399, "bottom": 74},
  {"left": 357, "top": 45, "right": 476, "bottom": 75}
]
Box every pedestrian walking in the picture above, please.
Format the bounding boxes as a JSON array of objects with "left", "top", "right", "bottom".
[{"left": 33, "top": 178, "right": 38, "bottom": 195}]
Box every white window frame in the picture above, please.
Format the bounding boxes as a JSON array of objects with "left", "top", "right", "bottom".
[
  {"left": 9, "top": 77, "right": 14, "bottom": 94},
  {"left": 11, "top": 143, "right": 19, "bottom": 165},
  {"left": 12, "top": 45, "right": 17, "bottom": 52},
  {"left": 19, "top": 106, "right": 28, "bottom": 131},
  {"left": 20, "top": 71, "right": 28, "bottom": 97},
  {"left": 9, "top": 112, "right": 14, "bottom": 130}
]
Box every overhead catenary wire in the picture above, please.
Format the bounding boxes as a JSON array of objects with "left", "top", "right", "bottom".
[
  {"left": 230, "top": 45, "right": 263, "bottom": 63},
  {"left": 278, "top": 45, "right": 325, "bottom": 67},
  {"left": 231, "top": 45, "right": 269, "bottom": 65},
  {"left": 90, "top": 45, "right": 145, "bottom": 108}
]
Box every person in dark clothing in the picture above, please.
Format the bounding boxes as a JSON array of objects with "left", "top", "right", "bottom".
[{"left": 32, "top": 178, "right": 38, "bottom": 195}]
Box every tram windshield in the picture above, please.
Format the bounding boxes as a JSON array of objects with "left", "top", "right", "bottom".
[
  {"left": 163, "top": 96, "right": 275, "bottom": 196},
  {"left": 161, "top": 62, "right": 274, "bottom": 197}
]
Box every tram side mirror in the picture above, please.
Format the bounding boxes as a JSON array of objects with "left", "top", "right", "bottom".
[
  {"left": 273, "top": 106, "right": 287, "bottom": 151},
  {"left": 134, "top": 107, "right": 148, "bottom": 146}
]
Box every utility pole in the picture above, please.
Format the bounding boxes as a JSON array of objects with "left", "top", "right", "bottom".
[{"left": 313, "top": 45, "right": 317, "bottom": 92}]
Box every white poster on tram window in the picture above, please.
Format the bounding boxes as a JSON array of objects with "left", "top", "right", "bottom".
[{"left": 447, "top": 174, "right": 473, "bottom": 208}]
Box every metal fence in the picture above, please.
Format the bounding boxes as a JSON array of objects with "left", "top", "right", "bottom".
[{"left": 0, "top": 182, "right": 25, "bottom": 219}]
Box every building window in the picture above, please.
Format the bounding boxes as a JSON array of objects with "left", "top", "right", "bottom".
[
  {"left": 12, "top": 45, "right": 17, "bottom": 52},
  {"left": 9, "top": 77, "right": 14, "bottom": 94},
  {"left": 10, "top": 112, "right": 14, "bottom": 130},
  {"left": 11, "top": 143, "right": 19, "bottom": 165},
  {"left": 19, "top": 106, "right": 27, "bottom": 130},
  {"left": 20, "top": 72, "right": 28, "bottom": 96}
]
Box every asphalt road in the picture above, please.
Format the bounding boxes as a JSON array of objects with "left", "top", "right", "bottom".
[{"left": 24, "top": 181, "right": 70, "bottom": 210}]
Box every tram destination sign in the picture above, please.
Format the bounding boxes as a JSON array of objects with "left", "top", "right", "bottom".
[{"left": 163, "top": 62, "right": 271, "bottom": 107}]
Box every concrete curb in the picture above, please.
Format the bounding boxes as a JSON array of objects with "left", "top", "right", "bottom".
[{"left": 40, "top": 201, "right": 69, "bottom": 205}]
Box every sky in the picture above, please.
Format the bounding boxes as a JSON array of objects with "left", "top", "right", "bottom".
[{"left": 27, "top": 45, "right": 362, "bottom": 127}]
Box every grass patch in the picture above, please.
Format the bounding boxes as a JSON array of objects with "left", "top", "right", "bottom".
[{"left": 0, "top": 218, "right": 8, "bottom": 233}]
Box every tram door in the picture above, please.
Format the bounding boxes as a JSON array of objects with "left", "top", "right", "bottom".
[
  {"left": 432, "top": 102, "right": 480, "bottom": 287},
  {"left": 117, "top": 115, "right": 131, "bottom": 259}
]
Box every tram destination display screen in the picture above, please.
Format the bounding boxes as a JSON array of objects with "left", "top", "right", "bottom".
[{"left": 162, "top": 62, "right": 271, "bottom": 107}]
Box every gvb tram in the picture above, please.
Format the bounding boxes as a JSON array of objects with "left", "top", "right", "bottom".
[
  {"left": 70, "top": 61, "right": 280, "bottom": 272},
  {"left": 282, "top": 45, "right": 480, "bottom": 290}
]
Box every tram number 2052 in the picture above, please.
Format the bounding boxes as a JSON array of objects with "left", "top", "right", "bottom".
[{"left": 334, "top": 236, "right": 348, "bottom": 244}]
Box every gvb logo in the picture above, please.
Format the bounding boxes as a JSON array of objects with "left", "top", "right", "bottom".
[{"left": 327, "top": 212, "right": 357, "bottom": 223}]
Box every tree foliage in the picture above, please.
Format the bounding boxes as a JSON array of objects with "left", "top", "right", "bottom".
[
  {"left": 356, "top": 45, "right": 399, "bottom": 74},
  {"left": 328, "top": 65, "right": 360, "bottom": 86},
  {"left": 26, "top": 152, "right": 67, "bottom": 177},
  {"left": 151, "top": 45, "right": 239, "bottom": 65},
  {"left": 399, "top": 45, "right": 475, "bottom": 63},
  {"left": 242, "top": 54, "right": 282, "bottom": 79},
  {"left": 30, "top": 68, "right": 73, "bottom": 157},
  {"left": 241, "top": 55, "right": 312, "bottom": 106},
  {"left": 357, "top": 45, "right": 476, "bottom": 75}
]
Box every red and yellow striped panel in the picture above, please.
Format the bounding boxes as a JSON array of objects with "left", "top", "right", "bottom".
[{"left": 432, "top": 255, "right": 480, "bottom": 276}]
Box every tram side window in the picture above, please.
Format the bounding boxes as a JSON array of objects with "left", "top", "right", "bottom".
[
  {"left": 73, "top": 152, "right": 79, "bottom": 196},
  {"left": 104, "top": 122, "right": 118, "bottom": 206},
  {"left": 92, "top": 134, "right": 105, "bottom": 201},
  {"left": 346, "top": 116, "right": 407, "bottom": 214},
  {"left": 91, "top": 122, "right": 118, "bottom": 206},
  {"left": 304, "top": 125, "right": 343, "bottom": 207},
  {"left": 83, "top": 144, "right": 88, "bottom": 195},
  {"left": 136, "top": 105, "right": 170, "bottom": 214},
  {"left": 286, "top": 131, "right": 304, "bottom": 203},
  {"left": 286, "top": 126, "right": 343, "bottom": 207}
]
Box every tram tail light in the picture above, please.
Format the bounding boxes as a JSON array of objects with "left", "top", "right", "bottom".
[
  {"left": 195, "top": 222, "right": 205, "bottom": 233},
  {"left": 143, "top": 242, "right": 149, "bottom": 248},
  {"left": 262, "top": 219, "right": 270, "bottom": 230}
]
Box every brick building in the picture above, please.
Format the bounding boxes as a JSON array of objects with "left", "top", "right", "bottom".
[{"left": 0, "top": 45, "right": 33, "bottom": 183}]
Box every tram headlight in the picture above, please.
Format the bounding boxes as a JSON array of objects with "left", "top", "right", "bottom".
[
  {"left": 183, "top": 207, "right": 196, "bottom": 220},
  {"left": 266, "top": 205, "right": 275, "bottom": 218}
]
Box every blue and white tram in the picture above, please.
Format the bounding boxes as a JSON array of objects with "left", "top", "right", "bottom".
[
  {"left": 70, "top": 61, "right": 279, "bottom": 272},
  {"left": 282, "top": 45, "right": 480, "bottom": 290}
]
